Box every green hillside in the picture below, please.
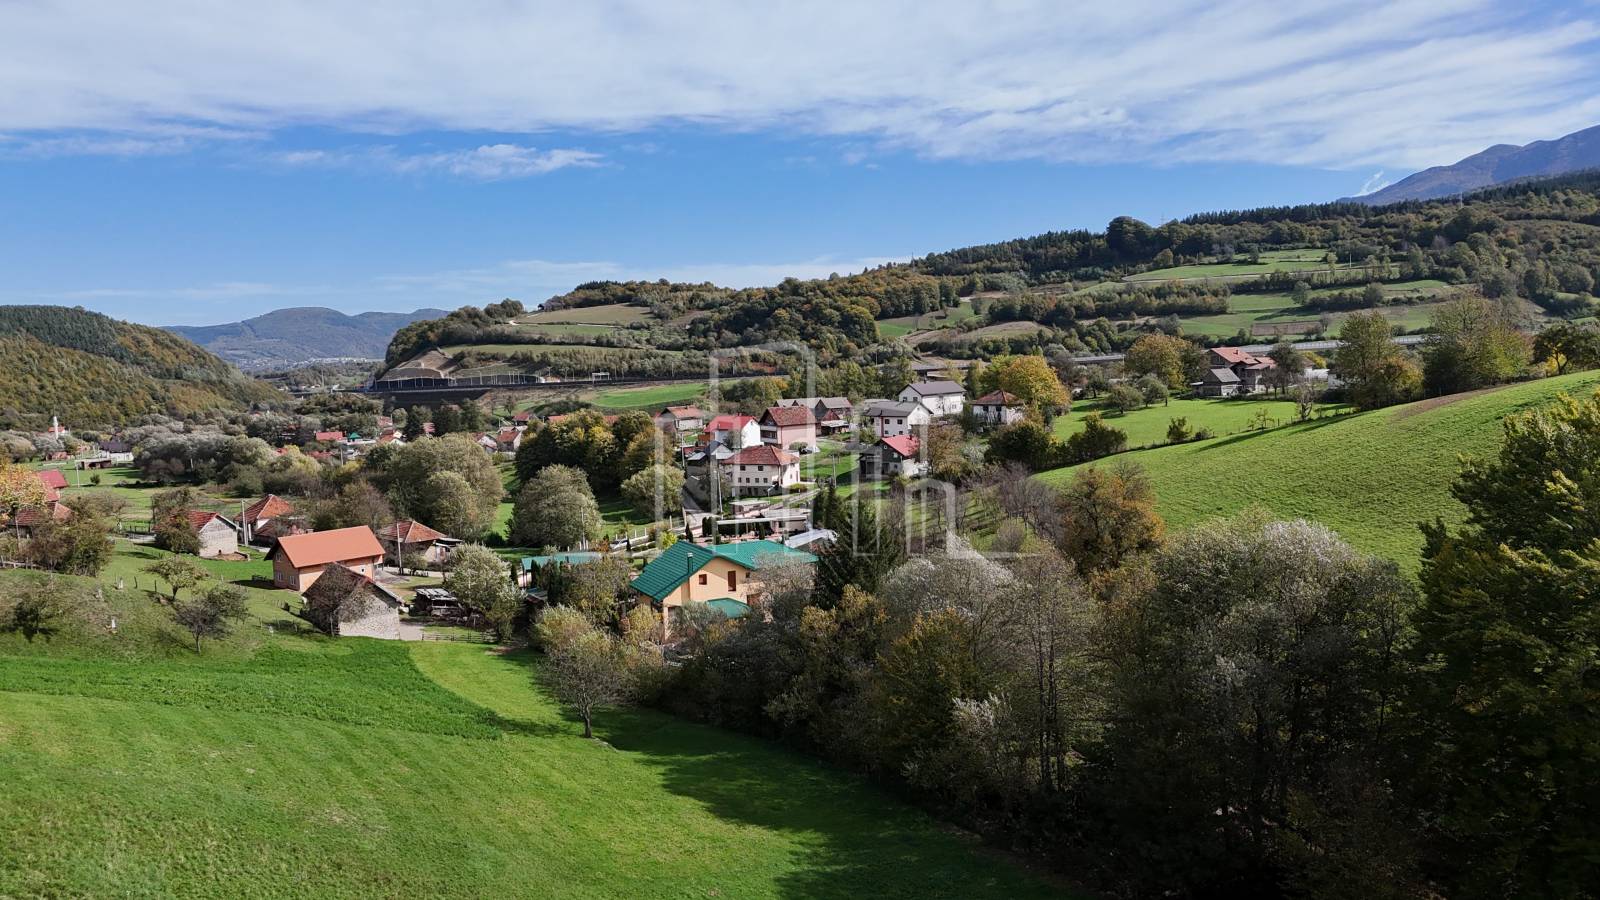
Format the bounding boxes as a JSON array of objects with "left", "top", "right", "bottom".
[
  {"left": 0, "top": 573, "right": 1057, "bottom": 899},
  {"left": 0, "top": 306, "right": 277, "bottom": 428},
  {"left": 1039, "top": 370, "right": 1600, "bottom": 568}
]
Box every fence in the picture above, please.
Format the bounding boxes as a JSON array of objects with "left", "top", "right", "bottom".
[{"left": 420, "top": 630, "right": 496, "bottom": 644}]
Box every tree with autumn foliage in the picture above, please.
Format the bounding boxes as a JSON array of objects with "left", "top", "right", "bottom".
[{"left": 1408, "top": 389, "right": 1600, "bottom": 896}]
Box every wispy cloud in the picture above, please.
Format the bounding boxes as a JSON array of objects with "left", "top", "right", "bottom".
[
  {"left": 276, "top": 144, "right": 603, "bottom": 180},
  {"left": 0, "top": 1, "right": 1596, "bottom": 170},
  {"left": 1356, "top": 171, "right": 1393, "bottom": 196}
]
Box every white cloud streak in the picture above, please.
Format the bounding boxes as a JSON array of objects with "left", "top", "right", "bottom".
[
  {"left": 0, "top": 1, "right": 1595, "bottom": 169},
  {"left": 275, "top": 144, "right": 603, "bottom": 179}
]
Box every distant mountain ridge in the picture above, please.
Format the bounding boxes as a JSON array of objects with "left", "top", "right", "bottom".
[
  {"left": 1353, "top": 124, "right": 1600, "bottom": 204},
  {"left": 166, "top": 306, "right": 447, "bottom": 370}
]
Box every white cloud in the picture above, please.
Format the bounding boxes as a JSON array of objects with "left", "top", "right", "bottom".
[
  {"left": 275, "top": 144, "right": 603, "bottom": 179},
  {"left": 0, "top": 1, "right": 1595, "bottom": 170},
  {"left": 1356, "top": 171, "right": 1393, "bottom": 196}
]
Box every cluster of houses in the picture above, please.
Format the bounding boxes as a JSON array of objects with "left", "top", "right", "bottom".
[{"left": 662, "top": 365, "right": 1033, "bottom": 495}]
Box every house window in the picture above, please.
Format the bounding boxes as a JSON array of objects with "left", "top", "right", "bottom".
[
  {"left": 727, "top": 570, "right": 737, "bottom": 590},
  {"left": 757, "top": 465, "right": 765, "bottom": 472},
  {"left": 698, "top": 573, "right": 707, "bottom": 586}
]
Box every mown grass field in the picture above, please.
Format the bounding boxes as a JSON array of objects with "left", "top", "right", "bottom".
[
  {"left": 879, "top": 301, "right": 980, "bottom": 339},
  {"left": 1125, "top": 248, "right": 1346, "bottom": 282},
  {"left": 0, "top": 580, "right": 1060, "bottom": 898},
  {"left": 1039, "top": 370, "right": 1600, "bottom": 569},
  {"left": 1176, "top": 280, "right": 1455, "bottom": 339},
  {"left": 587, "top": 382, "right": 705, "bottom": 410},
  {"left": 1051, "top": 396, "right": 1335, "bottom": 449},
  {"left": 515, "top": 303, "right": 653, "bottom": 326}
]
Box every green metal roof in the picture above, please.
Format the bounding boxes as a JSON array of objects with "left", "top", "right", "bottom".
[
  {"left": 705, "top": 598, "right": 752, "bottom": 619},
  {"left": 628, "top": 540, "right": 816, "bottom": 602},
  {"left": 521, "top": 551, "right": 604, "bottom": 570},
  {"left": 709, "top": 540, "right": 816, "bottom": 569}
]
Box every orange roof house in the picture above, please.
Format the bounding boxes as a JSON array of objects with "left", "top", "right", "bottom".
[
  {"left": 242, "top": 494, "right": 295, "bottom": 526},
  {"left": 37, "top": 470, "right": 68, "bottom": 491},
  {"left": 267, "top": 526, "right": 386, "bottom": 592}
]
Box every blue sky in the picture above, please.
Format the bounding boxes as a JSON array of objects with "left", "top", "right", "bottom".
[{"left": 1, "top": 1, "right": 1598, "bottom": 326}]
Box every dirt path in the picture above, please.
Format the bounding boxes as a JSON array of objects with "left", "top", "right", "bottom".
[{"left": 1391, "top": 382, "right": 1518, "bottom": 420}]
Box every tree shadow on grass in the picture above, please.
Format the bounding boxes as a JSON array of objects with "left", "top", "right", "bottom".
[
  {"left": 1194, "top": 416, "right": 1346, "bottom": 453},
  {"left": 486, "top": 652, "right": 1058, "bottom": 899}
]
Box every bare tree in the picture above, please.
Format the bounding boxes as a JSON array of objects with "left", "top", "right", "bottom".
[{"left": 172, "top": 583, "right": 249, "bottom": 652}]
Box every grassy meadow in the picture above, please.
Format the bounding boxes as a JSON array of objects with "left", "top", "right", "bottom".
[
  {"left": 1124, "top": 248, "right": 1347, "bottom": 282},
  {"left": 1051, "top": 396, "right": 1335, "bottom": 449},
  {"left": 1039, "top": 370, "right": 1600, "bottom": 569},
  {"left": 0, "top": 575, "right": 1060, "bottom": 898}
]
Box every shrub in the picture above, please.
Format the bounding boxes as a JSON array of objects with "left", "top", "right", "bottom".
[
  {"left": 1166, "top": 417, "right": 1193, "bottom": 444},
  {"left": 1106, "top": 383, "right": 1144, "bottom": 414}
]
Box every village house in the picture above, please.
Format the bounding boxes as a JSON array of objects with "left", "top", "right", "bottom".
[
  {"left": 898, "top": 380, "right": 966, "bottom": 417},
  {"left": 1204, "top": 347, "right": 1278, "bottom": 396},
  {"left": 300, "top": 562, "right": 405, "bottom": 639},
  {"left": 241, "top": 494, "right": 295, "bottom": 544},
  {"left": 971, "top": 389, "right": 1026, "bottom": 428},
  {"left": 718, "top": 444, "right": 801, "bottom": 495},
  {"left": 268, "top": 526, "right": 386, "bottom": 592},
  {"left": 862, "top": 400, "right": 931, "bottom": 438},
  {"left": 1198, "top": 367, "right": 1243, "bottom": 397},
  {"left": 859, "top": 434, "right": 928, "bottom": 480},
  {"left": 313, "top": 430, "right": 345, "bottom": 443},
  {"left": 185, "top": 510, "right": 239, "bottom": 558},
  {"left": 629, "top": 539, "right": 816, "bottom": 637},
  {"left": 7, "top": 502, "right": 72, "bottom": 538},
  {"left": 759, "top": 404, "right": 818, "bottom": 451},
  {"left": 705, "top": 413, "right": 761, "bottom": 448},
  {"left": 494, "top": 427, "right": 523, "bottom": 454},
  {"left": 375, "top": 519, "right": 462, "bottom": 569},
  {"left": 654, "top": 405, "right": 705, "bottom": 440},
  {"left": 473, "top": 432, "right": 500, "bottom": 453},
  {"left": 776, "top": 396, "right": 852, "bottom": 434}
]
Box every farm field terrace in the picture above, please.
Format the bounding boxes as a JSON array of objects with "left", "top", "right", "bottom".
[
  {"left": 0, "top": 590, "right": 1060, "bottom": 899},
  {"left": 1039, "top": 369, "right": 1600, "bottom": 570}
]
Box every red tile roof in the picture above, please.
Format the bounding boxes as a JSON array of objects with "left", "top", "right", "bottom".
[
  {"left": 707, "top": 414, "right": 756, "bottom": 432},
  {"left": 270, "top": 526, "right": 385, "bottom": 569},
  {"left": 313, "top": 430, "right": 345, "bottom": 442},
  {"left": 762, "top": 405, "right": 815, "bottom": 427},
  {"left": 376, "top": 520, "right": 450, "bottom": 545},
  {"left": 242, "top": 494, "right": 294, "bottom": 524},
  {"left": 973, "top": 390, "right": 1022, "bottom": 406},
  {"left": 36, "top": 469, "right": 68, "bottom": 490},
  {"left": 10, "top": 504, "right": 71, "bottom": 527},
  {"left": 184, "top": 510, "right": 233, "bottom": 530},
  {"left": 1210, "top": 347, "right": 1261, "bottom": 366},
  {"left": 881, "top": 434, "right": 920, "bottom": 458},
  {"left": 660, "top": 405, "right": 704, "bottom": 419},
  {"left": 723, "top": 444, "right": 798, "bottom": 466}
]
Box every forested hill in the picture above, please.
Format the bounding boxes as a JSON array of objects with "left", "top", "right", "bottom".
[
  {"left": 0, "top": 305, "right": 279, "bottom": 430},
  {"left": 167, "top": 306, "right": 447, "bottom": 370},
  {"left": 384, "top": 171, "right": 1600, "bottom": 371}
]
